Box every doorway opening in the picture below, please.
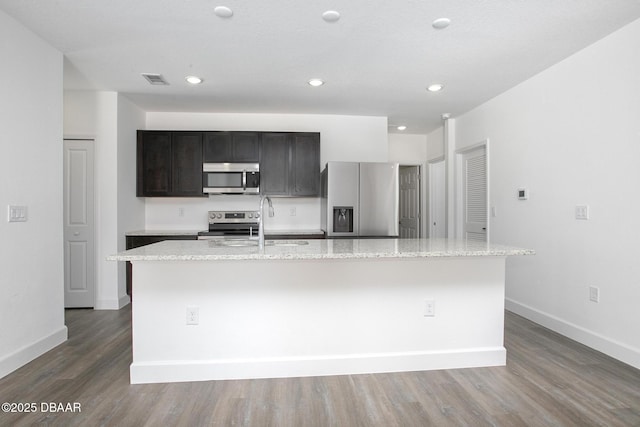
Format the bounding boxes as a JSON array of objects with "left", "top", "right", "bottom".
[{"left": 398, "top": 165, "right": 421, "bottom": 238}]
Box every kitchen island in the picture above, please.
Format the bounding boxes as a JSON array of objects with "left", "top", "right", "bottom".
[{"left": 109, "top": 238, "right": 533, "bottom": 384}]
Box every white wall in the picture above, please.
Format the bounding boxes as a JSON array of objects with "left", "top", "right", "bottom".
[
  {"left": 0, "top": 11, "right": 67, "bottom": 379},
  {"left": 453, "top": 18, "right": 640, "bottom": 368},
  {"left": 64, "top": 91, "right": 144, "bottom": 309},
  {"left": 426, "top": 127, "right": 445, "bottom": 161},
  {"left": 117, "top": 96, "right": 146, "bottom": 294},
  {"left": 143, "top": 113, "right": 388, "bottom": 231},
  {"left": 388, "top": 133, "right": 427, "bottom": 163}
]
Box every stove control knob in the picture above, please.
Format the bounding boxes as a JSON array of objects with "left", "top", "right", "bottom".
[
  {"left": 217, "top": 213, "right": 223, "bottom": 219},
  {"left": 255, "top": 213, "right": 260, "bottom": 219},
  {"left": 248, "top": 213, "right": 253, "bottom": 219}
]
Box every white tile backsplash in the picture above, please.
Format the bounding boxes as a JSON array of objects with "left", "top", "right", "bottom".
[{"left": 144, "top": 196, "right": 322, "bottom": 231}]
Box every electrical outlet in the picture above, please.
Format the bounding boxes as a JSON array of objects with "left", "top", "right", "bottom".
[
  {"left": 178, "top": 207, "right": 185, "bottom": 217},
  {"left": 589, "top": 286, "right": 600, "bottom": 303},
  {"left": 424, "top": 299, "right": 435, "bottom": 317},
  {"left": 575, "top": 205, "right": 590, "bottom": 220},
  {"left": 186, "top": 306, "right": 199, "bottom": 325},
  {"left": 289, "top": 207, "right": 296, "bottom": 216}
]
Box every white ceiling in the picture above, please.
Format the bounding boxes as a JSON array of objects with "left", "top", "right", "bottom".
[{"left": 2, "top": 0, "right": 640, "bottom": 134}]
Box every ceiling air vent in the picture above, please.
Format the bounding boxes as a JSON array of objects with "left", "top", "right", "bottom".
[{"left": 141, "top": 73, "right": 168, "bottom": 85}]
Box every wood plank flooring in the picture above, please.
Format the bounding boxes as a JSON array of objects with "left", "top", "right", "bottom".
[{"left": 1, "top": 307, "right": 639, "bottom": 426}]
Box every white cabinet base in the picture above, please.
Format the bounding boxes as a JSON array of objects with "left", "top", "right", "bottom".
[{"left": 130, "top": 256, "right": 507, "bottom": 384}]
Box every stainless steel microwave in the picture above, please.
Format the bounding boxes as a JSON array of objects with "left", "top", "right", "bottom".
[{"left": 202, "top": 163, "right": 260, "bottom": 194}]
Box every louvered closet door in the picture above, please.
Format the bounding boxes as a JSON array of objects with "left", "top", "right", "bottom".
[{"left": 463, "top": 147, "right": 487, "bottom": 242}]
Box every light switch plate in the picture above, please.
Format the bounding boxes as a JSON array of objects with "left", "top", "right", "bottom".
[
  {"left": 424, "top": 299, "right": 435, "bottom": 317},
  {"left": 8, "top": 205, "right": 28, "bottom": 222}
]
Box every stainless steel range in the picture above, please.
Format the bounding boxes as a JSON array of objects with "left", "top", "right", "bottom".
[{"left": 197, "top": 210, "right": 261, "bottom": 240}]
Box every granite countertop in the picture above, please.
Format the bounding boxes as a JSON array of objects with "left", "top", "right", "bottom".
[
  {"left": 108, "top": 238, "right": 534, "bottom": 262},
  {"left": 125, "top": 229, "right": 325, "bottom": 237}
]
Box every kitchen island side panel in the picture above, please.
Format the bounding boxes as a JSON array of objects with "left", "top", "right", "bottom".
[{"left": 130, "top": 256, "right": 506, "bottom": 384}]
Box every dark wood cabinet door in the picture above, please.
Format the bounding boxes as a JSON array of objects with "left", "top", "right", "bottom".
[
  {"left": 290, "top": 133, "right": 320, "bottom": 196},
  {"left": 137, "top": 131, "right": 171, "bottom": 196},
  {"left": 203, "top": 132, "right": 232, "bottom": 162},
  {"left": 171, "top": 132, "right": 203, "bottom": 196},
  {"left": 232, "top": 132, "right": 260, "bottom": 162},
  {"left": 260, "top": 133, "right": 290, "bottom": 195}
]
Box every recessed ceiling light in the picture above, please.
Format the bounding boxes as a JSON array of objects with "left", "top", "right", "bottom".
[
  {"left": 322, "top": 11, "right": 340, "bottom": 23},
  {"left": 308, "top": 78, "right": 324, "bottom": 87},
  {"left": 214, "top": 6, "right": 233, "bottom": 18},
  {"left": 432, "top": 18, "right": 451, "bottom": 30},
  {"left": 427, "top": 83, "right": 444, "bottom": 92},
  {"left": 397, "top": 125, "right": 407, "bottom": 131},
  {"left": 185, "top": 76, "right": 203, "bottom": 85}
]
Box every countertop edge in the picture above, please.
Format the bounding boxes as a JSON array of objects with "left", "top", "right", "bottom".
[{"left": 108, "top": 249, "right": 535, "bottom": 262}]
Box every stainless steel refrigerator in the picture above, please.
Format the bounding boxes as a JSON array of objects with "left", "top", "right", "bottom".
[{"left": 321, "top": 162, "right": 399, "bottom": 238}]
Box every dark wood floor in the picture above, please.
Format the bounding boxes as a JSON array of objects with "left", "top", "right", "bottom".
[{"left": 1, "top": 307, "right": 639, "bottom": 427}]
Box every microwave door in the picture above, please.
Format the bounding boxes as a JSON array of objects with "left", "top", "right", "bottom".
[{"left": 204, "top": 171, "right": 244, "bottom": 193}]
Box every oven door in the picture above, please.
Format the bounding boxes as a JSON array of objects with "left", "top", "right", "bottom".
[
  {"left": 203, "top": 163, "right": 260, "bottom": 194},
  {"left": 197, "top": 223, "right": 260, "bottom": 240}
]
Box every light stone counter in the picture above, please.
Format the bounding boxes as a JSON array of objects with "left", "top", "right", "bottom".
[
  {"left": 109, "top": 237, "right": 533, "bottom": 262},
  {"left": 116, "top": 238, "right": 534, "bottom": 384}
]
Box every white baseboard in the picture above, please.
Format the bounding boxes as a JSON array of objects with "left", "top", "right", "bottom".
[
  {"left": 506, "top": 298, "right": 640, "bottom": 370},
  {"left": 95, "top": 295, "right": 130, "bottom": 310},
  {"left": 130, "top": 347, "right": 506, "bottom": 384},
  {"left": 118, "top": 294, "right": 131, "bottom": 309},
  {"left": 0, "top": 327, "right": 68, "bottom": 380}
]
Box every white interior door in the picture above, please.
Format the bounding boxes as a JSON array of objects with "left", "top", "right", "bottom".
[
  {"left": 63, "top": 139, "right": 95, "bottom": 308},
  {"left": 428, "top": 160, "right": 446, "bottom": 238},
  {"left": 460, "top": 146, "right": 487, "bottom": 242},
  {"left": 399, "top": 166, "right": 420, "bottom": 238}
]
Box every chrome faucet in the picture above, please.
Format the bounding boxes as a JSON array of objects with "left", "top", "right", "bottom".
[{"left": 258, "top": 196, "right": 274, "bottom": 249}]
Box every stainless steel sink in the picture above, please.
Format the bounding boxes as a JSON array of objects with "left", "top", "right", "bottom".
[
  {"left": 209, "top": 239, "right": 309, "bottom": 248},
  {"left": 208, "top": 239, "right": 259, "bottom": 247},
  {"left": 208, "top": 239, "right": 310, "bottom": 248},
  {"left": 267, "top": 240, "right": 310, "bottom": 247}
]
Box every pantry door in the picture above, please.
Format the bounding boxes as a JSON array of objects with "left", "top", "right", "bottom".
[
  {"left": 457, "top": 144, "right": 488, "bottom": 242},
  {"left": 63, "top": 139, "right": 95, "bottom": 308}
]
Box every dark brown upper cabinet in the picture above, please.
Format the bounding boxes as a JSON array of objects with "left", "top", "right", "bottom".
[
  {"left": 203, "top": 131, "right": 260, "bottom": 163},
  {"left": 260, "top": 133, "right": 290, "bottom": 196},
  {"left": 137, "top": 131, "right": 204, "bottom": 197},
  {"left": 260, "top": 132, "right": 320, "bottom": 197},
  {"left": 290, "top": 133, "right": 321, "bottom": 197},
  {"left": 137, "top": 130, "right": 319, "bottom": 198}
]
